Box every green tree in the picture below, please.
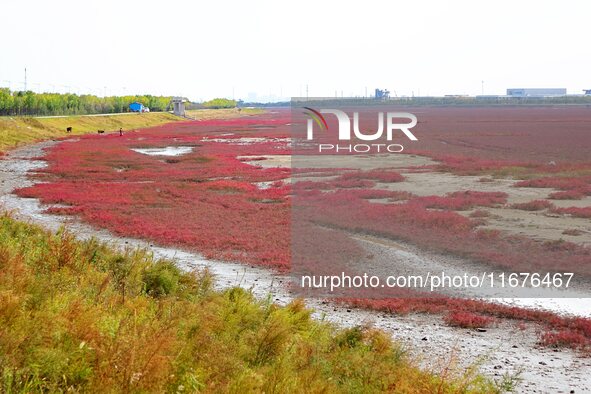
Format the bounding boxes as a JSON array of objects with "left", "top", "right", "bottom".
[
  {"left": 202, "top": 98, "right": 237, "bottom": 109},
  {"left": 0, "top": 89, "right": 176, "bottom": 116}
]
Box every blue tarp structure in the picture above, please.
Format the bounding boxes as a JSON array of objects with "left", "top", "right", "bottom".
[{"left": 129, "top": 102, "right": 144, "bottom": 112}]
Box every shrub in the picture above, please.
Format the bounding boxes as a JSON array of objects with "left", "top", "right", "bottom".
[
  {"left": 514, "top": 176, "right": 591, "bottom": 192},
  {"left": 335, "top": 326, "right": 364, "bottom": 348},
  {"left": 510, "top": 200, "right": 554, "bottom": 211},
  {"left": 444, "top": 311, "right": 494, "bottom": 329},
  {"left": 548, "top": 190, "right": 585, "bottom": 200},
  {"left": 143, "top": 260, "right": 181, "bottom": 297},
  {"left": 412, "top": 191, "right": 507, "bottom": 211},
  {"left": 469, "top": 209, "right": 491, "bottom": 218},
  {"left": 551, "top": 206, "right": 591, "bottom": 219},
  {"left": 540, "top": 330, "right": 588, "bottom": 350},
  {"left": 562, "top": 229, "right": 584, "bottom": 236}
]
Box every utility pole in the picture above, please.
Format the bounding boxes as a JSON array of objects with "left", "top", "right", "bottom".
[
  {"left": 24, "top": 68, "right": 27, "bottom": 91},
  {"left": 306, "top": 84, "right": 308, "bottom": 100},
  {"left": 481, "top": 80, "right": 484, "bottom": 95}
]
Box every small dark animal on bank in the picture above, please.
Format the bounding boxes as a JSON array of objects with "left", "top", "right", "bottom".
[
  {"left": 66, "top": 127, "right": 72, "bottom": 133},
  {"left": 97, "top": 130, "right": 105, "bottom": 134}
]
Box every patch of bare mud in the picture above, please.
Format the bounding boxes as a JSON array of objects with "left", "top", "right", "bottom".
[
  {"left": 474, "top": 207, "right": 591, "bottom": 246},
  {"left": 345, "top": 232, "right": 591, "bottom": 308},
  {"left": 377, "top": 172, "right": 591, "bottom": 246},
  {"left": 239, "top": 153, "right": 435, "bottom": 170}
]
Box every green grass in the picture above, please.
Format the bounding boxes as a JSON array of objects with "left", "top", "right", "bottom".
[{"left": 0, "top": 213, "right": 500, "bottom": 393}]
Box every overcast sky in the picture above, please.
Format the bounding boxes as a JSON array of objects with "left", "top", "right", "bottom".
[{"left": 1, "top": 0, "right": 590, "bottom": 101}]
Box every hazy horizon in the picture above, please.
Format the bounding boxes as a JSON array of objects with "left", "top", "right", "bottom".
[{"left": 1, "top": 0, "right": 590, "bottom": 102}]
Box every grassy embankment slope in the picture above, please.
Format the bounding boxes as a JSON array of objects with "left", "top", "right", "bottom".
[
  {"left": 0, "top": 112, "right": 179, "bottom": 152},
  {"left": 0, "top": 214, "right": 500, "bottom": 392},
  {"left": 0, "top": 108, "right": 263, "bottom": 152}
]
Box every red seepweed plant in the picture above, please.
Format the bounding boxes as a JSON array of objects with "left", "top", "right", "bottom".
[
  {"left": 444, "top": 311, "right": 495, "bottom": 329},
  {"left": 411, "top": 191, "right": 508, "bottom": 211},
  {"left": 510, "top": 199, "right": 554, "bottom": 211}
]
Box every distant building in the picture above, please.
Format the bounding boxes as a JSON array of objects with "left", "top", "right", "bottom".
[
  {"left": 584, "top": 89, "right": 591, "bottom": 96},
  {"left": 375, "top": 88, "right": 390, "bottom": 99},
  {"left": 506, "top": 88, "right": 566, "bottom": 97},
  {"left": 172, "top": 97, "right": 186, "bottom": 117}
]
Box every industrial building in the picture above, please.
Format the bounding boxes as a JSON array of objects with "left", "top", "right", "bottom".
[
  {"left": 506, "top": 88, "right": 566, "bottom": 97},
  {"left": 172, "top": 97, "right": 187, "bottom": 117}
]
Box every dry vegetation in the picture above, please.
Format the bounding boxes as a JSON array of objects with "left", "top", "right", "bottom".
[
  {"left": 0, "top": 213, "right": 498, "bottom": 393},
  {"left": 0, "top": 112, "right": 181, "bottom": 152},
  {"left": 0, "top": 108, "right": 263, "bottom": 153}
]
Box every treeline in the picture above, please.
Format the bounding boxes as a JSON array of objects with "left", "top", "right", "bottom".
[
  {"left": 201, "top": 98, "right": 237, "bottom": 109},
  {"left": 0, "top": 88, "right": 174, "bottom": 116}
]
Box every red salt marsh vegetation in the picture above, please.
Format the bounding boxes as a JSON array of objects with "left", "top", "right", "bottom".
[
  {"left": 552, "top": 206, "right": 591, "bottom": 219},
  {"left": 444, "top": 311, "right": 495, "bottom": 329},
  {"left": 18, "top": 115, "right": 293, "bottom": 269},
  {"left": 404, "top": 106, "right": 591, "bottom": 164},
  {"left": 549, "top": 190, "right": 586, "bottom": 200},
  {"left": 15, "top": 107, "right": 591, "bottom": 350},
  {"left": 510, "top": 199, "right": 554, "bottom": 211},
  {"left": 343, "top": 296, "right": 591, "bottom": 351},
  {"left": 411, "top": 191, "right": 508, "bottom": 210},
  {"left": 296, "top": 188, "right": 590, "bottom": 277}
]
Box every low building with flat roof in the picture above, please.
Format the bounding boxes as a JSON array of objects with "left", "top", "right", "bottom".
[{"left": 506, "top": 88, "right": 566, "bottom": 97}]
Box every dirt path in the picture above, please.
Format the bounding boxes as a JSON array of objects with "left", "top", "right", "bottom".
[{"left": 1, "top": 140, "right": 590, "bottom": 393}]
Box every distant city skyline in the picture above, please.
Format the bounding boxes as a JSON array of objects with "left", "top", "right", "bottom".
[{"left": 1, "top": 0, "right": 590, "bottom": 102}]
